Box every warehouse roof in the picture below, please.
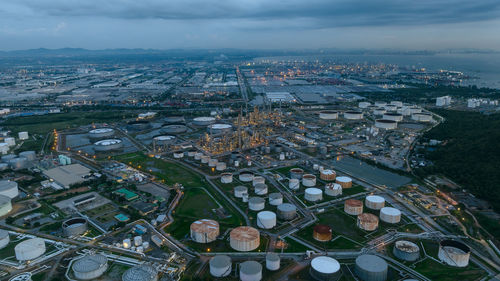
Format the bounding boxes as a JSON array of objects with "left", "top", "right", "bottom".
[{"left": 43, "top": 164, "right": 91, "bottom": 188}]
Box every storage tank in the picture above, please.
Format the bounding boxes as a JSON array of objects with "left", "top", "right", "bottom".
[
  {"left": 239, "top": 172, "right": 254, "bottom": 182},
  {"left": 373, "top": 108, "right": 387, "bottom": 116},
  {"left": 242, "top": 193, "right": 249, "bottom": 203},
  {"left": 305, "top": 188, "right": 323, "bottom": 202},
  {"left": 320, "top": 169, "right": 336, "bottom": 181},
  {"left": 230, "top": 226, "right": 260, "bottom": 252},
  {"left": 234, "top": 186, "right": 248, "bottom": 198},
  {"left": 239, "top": 261, "right": 262, "bottom": 281},
  {"left": 190, "top": 219, "right": 219, "bottom": 243},
  {"left": 382, "top": 112, "right": 403, "bottom": 122},
  {"left": 344, "top": 111, "right": 363, "bottom": 120},
  {"left": 194, "top": 152, "right": 202, "bottom": 160},
  {"left": 252, "top": 176, "right": 265, "bottom": 186},
  {"left": 379, "top": 207, "right": 401, "bottom": 224},
  {"left": 411, "top": 113, "right": 433, "bottom": 122},
  {"left": 335, "top": 176, "right": 352, "bottom": 188},
  {"left": 0, "top": 180, "right": 19, "bottom": 199},
  {"left": 8, "top": 273, "right": 32, "bottom": 281},
  {"left": 221, "top": 173, "right": 233, "bottom": 184},
  {"left": 268, "top": 193, "right": 283, "bottom": 206},
  {"left": 0, "top": 229, "right": 9, "bottom": 249},
  {"left": 249, "top": 197, "right": 265, "bottom": 211},
  {"left": 208, "top": 158, "right": 218, "bottom": 167},
  {"left": 134, "top": 236, "right": 143, "bottom": 246},
  {"left": 266, "top": 252, "right": 280, "bottom": 271},
  {"left": 319, "top": 111, "right": 339, "bottom": 120},
  {"left": 208, "top": 124, "right": 232, "bottom": 134},
  {"left": 164, "top": 115, "right": 185, "bottom": 123},
  {"left": 254, "top": 184, "right": 268, "bottom": 195},
  {"left": 438, "top": 240, "right": 470, "bottom": 267},
  {"left": 390, "top": 101, "right": 403, "bottom": 107},
  {"left": 210, "top": 255, "right": 232, "bottom": 277},
  {"left": 393, "top": 240, "right": 420, "bottom": 262},
  {"left": 324, "top": 183, "right": 342, "bottom": 197},
  {"left": 289, "top": 168, "right": 304, "bottom": 179},
  {"left": 216, "top": 162, "right": 227, "bottom": 171},
  {"left": 375, "top": 119, "right": 397, "bottom": 130},
  {"left": 88, "top": 128, "right": 114, "bottom": 138},
  {"left": 375, "top": 101, "right": 387, "bottom": 107},
  {"left": 0, "top": 143, "right": 9, "bottom": 155},
  {"left": 302, "top": 174, "right": 317, "bottom": 187},
  {"left": 1, "top": 154, "right": 16, "bottom": 163},
  {"left": 355, "top": 254, "right": 388, "bottom": 281},
  {"left": 277, "top": 203, "right": 297, "bottom": 220},
  {"left": 123, "top": 239, "right": 131, "bottom": 249},
  {"left": 310, "top": 256, "right": 341, "bottom": 281},
  {"left": 161, "top": 124, "right": 188, "bottom": 134},
  {"left": 193, "top": 116, "right": 216, "bottom": 126},
  {"left": 18, "top": 131, "right": 29, "bottom": 140},
  {"left": 153, "top": 135, "right": 175, "bottom": 145},
  {"left": 72, "top": 254, "right": 108, "bottom": 280},
  {"left": 0, "top": 195, "right": 12, "bottom": 216},
  {"left": 344, "top": 199, "right": 363, "bottom": 215},
  {"left": 5, "top": 137, "right": 15, "bottom": 147},
  {"left": 201, "top": 155, "right": 209, "bottom": 164},
  {"left": 122, "top": 264, "right": 158, "bottom": 281},
  {"left": 19, "top": 151, "right": 36, "bottom": 162},
  {"left": 384, "top": 104, "right": 398, "bottom": 111},
  {"left": 9, "top": 157, "right": 28, "bottom": 170},
  {"left": 257, "top": 211, "right": 276, "bottom": 229},
  {"left": 313, "top": 224, "right": 332, "bottom": 242},
  {"left": 15, "top": 238, "right": 45, "bottom": 261},
  {"left": 94, "top": 139, "right": 123, "bottom": 151},
  {"left": 365, "top": 195, "right": 385, "bottom": 210},
  {"left": 173, "top": 151, "right": 184, "bottom": 159},
  {"left": 359, "top": 101, "right": 372, "bottom": 109},
  {"left": 62, "top": 217, "right": 88, "bottom": 237},
  {"left": 357, "top": 213, "right": 379, "bottom": 231},
  {"left": 289, "top": 179, "right": 300, "bottom": 190}
]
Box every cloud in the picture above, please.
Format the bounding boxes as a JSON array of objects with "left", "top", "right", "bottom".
[{"left": 6, "top": 0, "right": 500, "bottom": 28}]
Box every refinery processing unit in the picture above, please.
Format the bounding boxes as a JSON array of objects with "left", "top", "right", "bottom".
[{"left": 0, "top": 56, "right": 498, "bottom": 281}]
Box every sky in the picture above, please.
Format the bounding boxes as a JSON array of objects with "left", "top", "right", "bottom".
[{"left": 1, "top": 0, "right": 500, "bottom": 51}]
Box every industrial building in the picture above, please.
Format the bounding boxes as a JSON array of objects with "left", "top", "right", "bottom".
[{"left": 43, "top": 164, "right": 91, "bottom": 189}]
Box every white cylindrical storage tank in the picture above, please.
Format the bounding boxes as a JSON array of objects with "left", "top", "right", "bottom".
[
  {"left": 208, "top": 123, "right": 232, "bottom": 134},
  {"left": 123, "top": 239, "right": 131, "bottom": 249},
  {"left": 344, "top": 199, "right": 363, "bottom": 215},
  {"left": 72, "top": 254, "right": 108, "bottom": 280},
  {"left": 357, "top": 213, "right": 379, "bottom": 231},
  {"left": 240, "top": 261, "right": 262, "bottom": 281},
  {"left": 254, "top": 183, "right": 268, "bottom": 195},
  {"left": 208, "top": 158, "right": 218, "bottom": 167},
  {"left": 268, "top": 193, "right": 283, "bottom": 206},
  {"left": 0, "top": 229, "right": 9, "bottom": 249},
  {"left": 210, "top": 255, "right": 232, "bottom": 278},
  {"left": 355, "top": 254, "right": 388, "bottom": 281},
  {"left": 438, "top": 240, "right": 470, "bottom": 267},
  {"left": 324, "top": 183, "right": 342, "bottom": 197},
  {"left": 221, "top": 173, "right": 233, "bottom": 184},
  {"left": 19, "top": 151, "right": 36, "bottom": 161},
  {"left": 375, "top": 119, "right": 397, "bottom": 130},
  {"left": 193, "top": 116, "right": 216, "bottom": 126},
  {"left": 373, "top": 108, "right": 387, "bottom": 116},
  {"left": 302, "top": 174, "right": 317, "bottom": 187},
  {"left": 173, "top": 151, "right": 184, "bottom": 159},
  {"left": 134, "top": 236, "right": 143, "bottom": 246},
  {"left": 18, "top": 131, "right": 29, "bottom": 140},
  {"left": 249, "top": 197, "right": 265, "bottom": 211},
  {"left": 230, "top": 226, "right": 260, "bottom": 252},
  {"left": 310, "top": 256, "right": 341, "bottom": 281},
  {"left": 257, "top": 211, "right": 276, "bottom": 229},
  {"left": 8, "top": 157, "right": 28, "bottom": 170},
  {"left": 194, "top": 152, "right": 202, "bottom": 160},
  {"left": 390, "top": 101, "right": 403, "bottom": 107},
  {"left": 187, "top": 150, "right": 196, "bottom": 157},
  {"left": 336, "top": 176, "right": 352, "bottom": 188},
  {"left": 266, "top": 252, "right": 280, "bottom": 271},
  {"left": 380, "top": 207, "right": 401, "bottom": 224},
  {"left": 0, "top": 143, "right": 8, "bottom": 155},
  {"left": 216, "top": 162, "right": 227, "bottom": 171},
  {"left": 304, "top": 188, "right": 322, "bottom": 202},
  {"left": 153, "top": 135, "right": 175, "bottom": 146},
  {"left": 359, "top": 101, "right": 371, "bottom": 109},
  {"left": 5, "top": 137, "right": 15, "bottom": 147},
  {"left": 319, "top": 111, "right": 339, "bottom": 120},
  {"left": 239, "top": 172, "right": 254, "bottom": 182},
  {"left": 411, "top": 113, "right": 433, "bottom": 122},
  {"left": 320, "top": 169, "right": 336, "bottom": 181},
  {"left": 375, "top": 101, "right": 387, "bottom": 107},
  {"left": 289, "top": 179, "right": 300, "bottom": 190},
  {"left": 365, "top": 195, "right": 385, "bottom": 210},
  {"left": 0, "top": 195, "right": 12, "bottom": 216},
  {"left": 94, "top": 139, "right": 123, "bottom": 151},
  {"left": 0, "top": 180, "right": 19, "bottom": 199},
  {"left": 344, "top": 111, "right": 363, "bottom": 120},
  {"left": 252, "top": 176, "right": 265, "bottom": 187},
  {"left": 393, "top": 240, "right": 420, "bottom": 262},
  {"left": 383, "top": 112, "right": 403, "bottom": 122},
  {"left": 234, "top": 186, "right": 248, "bottom": 198},
  {"left": 277, "top": 203, "right": 296, "bottom": 220},
  {"left": 15, "top": 238, "right": 45, "bottom": 261},
  {"left": 201, "top": 155, "right": 209, "bottom": 164},
  {"left": 289, "top": 168, "right": 304, "bottom": 179},
  {"left": 242, "top": 193, "right": 249, "bottom": 202},
  {"left": 384, "top": 104, "right": 398, "bottom": 111},
  {"left": 88, "top": 128, "right": 115, "bottom": 139},
  {"left": 122, "top": 264, "right": 157, "bottom": 281},
  {"left": 190, "top": 219, "right": 219, "bottom": 243}
]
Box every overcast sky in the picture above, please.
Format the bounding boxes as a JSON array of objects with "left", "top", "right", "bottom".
[{"left": 1, "top": 0, "right": 500, "bottom": 51}]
